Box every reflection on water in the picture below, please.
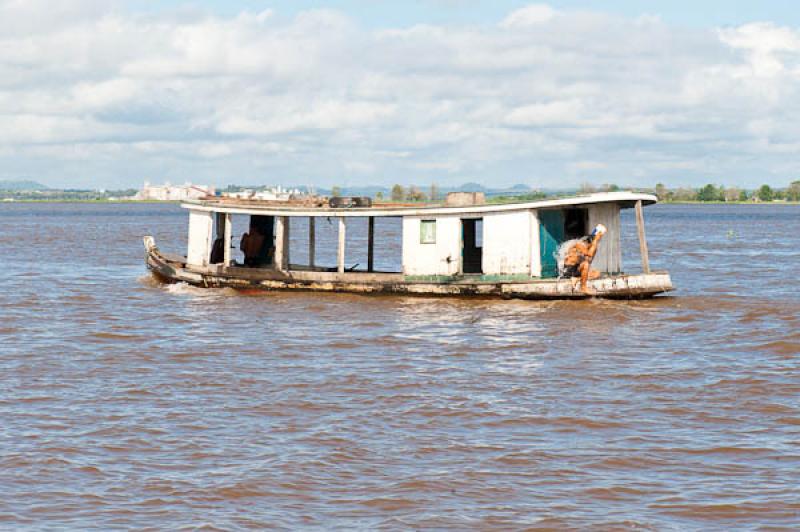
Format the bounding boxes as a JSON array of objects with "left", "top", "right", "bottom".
[{"left": 0, "top": 202, "right": 799, "bottom": 529}]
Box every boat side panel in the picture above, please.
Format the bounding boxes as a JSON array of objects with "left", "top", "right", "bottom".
[
  {"left": 401, "top": 216, "right": 461, "bottom": 276},
  {"left": 187, "top": 209, "right": 214, "bottom": 267},
  {"left": 588, "top": 203, "right": 622, "bottom": 274},
  {"left": 482, "top": 210, "right": 533, "bottom": 275}
]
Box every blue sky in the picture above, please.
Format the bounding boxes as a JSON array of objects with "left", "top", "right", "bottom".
[
  {"left": 131, "top": 0, "right": 800, "bottom": 29},
  {"left": 1, "top": 1, "right": 799, "bottom": 189}
]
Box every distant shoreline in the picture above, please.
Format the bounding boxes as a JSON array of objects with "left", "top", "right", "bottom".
[{"left": 660, "top": 200, "right": 800, "bottom": 205}]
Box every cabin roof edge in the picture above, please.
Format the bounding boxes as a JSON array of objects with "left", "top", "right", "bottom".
[{"left": 181, "top": 191, "right": 657, "bottom": 216}]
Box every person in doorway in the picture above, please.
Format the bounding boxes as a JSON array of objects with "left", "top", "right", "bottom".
[
  {"left": 562, "top": 224, "right": 607, "bottom": 294},
  {"left": 209, "top": 236, "right": 225, "bottom": 264},
  {"left": 239, "top": 223, "right": 266, "bottom": 267}
]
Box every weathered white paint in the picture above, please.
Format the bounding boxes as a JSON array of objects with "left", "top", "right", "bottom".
[
  {"left": 588, "top": 203, "right": 622, "bottom": 274},
  {"left": 181, "top": 193, "right": 644, "bottom": 277},
  {"left": 530, "top": 211, "right": 542, "bottom": 277},
  {"left": 482, "top": 211, "right": 533, "bottom": 275},
  {"left": 223, "top": 213, "right": 232, "bottom": 266},
  {"left": 635, "top": 200, "right": 651, "bottom": 274},
  {"left": 274, "top": 216, "right": 287, "bottom": 271},
  {"left": 187, "top": 209, "right": 214, "bottom": 266},
  {"left": 402, "top": 216, "right": 461, "bottom": 276}
]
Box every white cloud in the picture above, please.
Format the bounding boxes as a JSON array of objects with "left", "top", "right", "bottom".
[
  {"left": 0, "top": 1, "right": 799, "bottom": 188},
  {"left": 500, "top": 5, "right": 557, "bottom": 28},
  {"left": 504, "top": 100, "right": 584, "bottom": 126}
]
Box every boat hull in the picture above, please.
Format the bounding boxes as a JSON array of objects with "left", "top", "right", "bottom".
[{"left": 144, "top": 236, "right": 674, "bottom": 300}]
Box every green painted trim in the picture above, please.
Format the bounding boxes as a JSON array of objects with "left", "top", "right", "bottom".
[
  {"left": 404, "top": 273, "right": 534, "bottom": 283},
  {"left": 477, "top": 274, "right": 532, "bottom": 282},
  {"left": 404, "top": 275, "right": 455, "bottom": 283}
]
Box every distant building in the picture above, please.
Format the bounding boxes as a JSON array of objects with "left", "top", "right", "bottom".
[
  {"left": 222, "top": 185, "right": 304, "bottom": 201},
  {"left": 135, "top": 182, "right": 214, "bottom": 201}
]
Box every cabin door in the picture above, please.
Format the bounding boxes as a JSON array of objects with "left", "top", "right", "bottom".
[
  {"left": 539, "top": 210, "right": 564, "bottom": 278},
  {"left": 461, "top": 218, "right": 483, "bottom": 274}
]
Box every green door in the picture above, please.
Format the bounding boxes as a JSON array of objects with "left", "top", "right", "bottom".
[{"left": 539, "top": 210, "right": 564, "bottom": 278}]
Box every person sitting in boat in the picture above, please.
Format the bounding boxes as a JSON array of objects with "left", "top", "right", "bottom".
[
  {"left": 209, "top": 236, "right": 225, "bottom": 264},
  {"left": 240, "top": 224, "right": 267, "bottom": 267},
  {"left": 562, "top": 224, "right": 607, "bottom": 294}
]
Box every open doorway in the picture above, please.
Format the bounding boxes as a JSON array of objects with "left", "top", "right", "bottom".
[
  {"left": 462, "top": 218, "right": 483, "bottom": 274},
  {"left": 240, "top": 215, "right": 275, "bottom": 267},
  {"left": 564, "top": 208, "right": 588, "bottom": 240},
  {"left": 539, "top": 208, "right": 589, "bottom": 277}
]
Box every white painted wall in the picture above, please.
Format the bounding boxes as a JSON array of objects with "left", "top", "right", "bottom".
[
  {"left": 187, "top": 209, "right": 214, "bottom": 266},
  {"left": 482, "top": 211, "right": 534, "bottom": 275},
  {"left": 588, "top": 203, "right": 622, "bottom": 273},
  {"left": 403, "top": 211, "right": 540, "bottom": 277},
  {"left": 402, "top": 216, "right": 461, "bottom": 276}
]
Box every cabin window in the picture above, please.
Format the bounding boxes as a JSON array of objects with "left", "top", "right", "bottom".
[{"left": 420, "top": 220, "right": 436, "bottom": 244}]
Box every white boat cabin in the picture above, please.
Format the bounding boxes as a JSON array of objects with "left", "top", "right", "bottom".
[{"left": 181, "top": 192, "right": 656, "bottom": 281}]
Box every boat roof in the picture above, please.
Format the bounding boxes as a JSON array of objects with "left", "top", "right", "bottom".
[{"left": 182, "top": 191, "right": 657, "bottom": 217}]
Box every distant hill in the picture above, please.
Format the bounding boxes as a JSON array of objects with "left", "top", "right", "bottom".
[
  {"left": 0, "top": 180, "right": 48, "bottom": 191},
  {"left": 455, "top": 182, "right": 487, "bottom": 192}
]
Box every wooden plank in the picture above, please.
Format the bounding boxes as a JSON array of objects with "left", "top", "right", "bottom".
[
  {"left": 367, "top": 216, "right": 375, "bottom": 272},
  {"left": 588, "top": 203, "right": 622, "bottom": 274},
  {"left": 308, "top": 216, "right": 315, "bottom": 268},
  {"left": 223, "top": 213, "right": 232, "bottom": 266},
  {"left": 635, "top": 200, "right": 651, "bottom": 274},
  {"left": 338, "top": 217, "right": 346, "bottom": 274}
]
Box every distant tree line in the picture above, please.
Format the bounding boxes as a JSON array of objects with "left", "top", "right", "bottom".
[
  {"left": 489, "top": 191, "right": 548, "bottom": 203},
  {"left": 0, "top": 188, "right": 138, "bottom": 201},
  {"left": 380, "top": 184, "right": 438, "bottom": 203},
  {"left": 653, "top": 181, "right": 800, "bottom": 202}
]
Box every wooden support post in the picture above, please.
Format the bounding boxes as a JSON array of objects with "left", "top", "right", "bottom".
[
  {"left": 283, "top": 216, "right": 290, "bottom": 269},
  {"left": 274, "top": 216, "right": 285, "bottom": 271},
  {"left": 308, "top": 217, "right": 315, "bottom": 268},
  {"left": 223, "top": 213, "right": 232, "bottom": 266},
  {"left": 337, "top": 217, "right": 346, "bottom": 274},
  {"left": 635, "top": 200, "right": 651, "bottom": 274},
  {"left": 367, "top": 216, "right": 375, "bottom": 273}
]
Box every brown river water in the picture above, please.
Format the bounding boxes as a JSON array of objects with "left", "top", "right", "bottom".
[{"left": 1, "top": 202, "right": 798, "bottom": 529}]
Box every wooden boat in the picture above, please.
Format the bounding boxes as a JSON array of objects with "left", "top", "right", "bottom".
[{"left": 143, "top": 191, "right": 673, "bottom": 299}]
